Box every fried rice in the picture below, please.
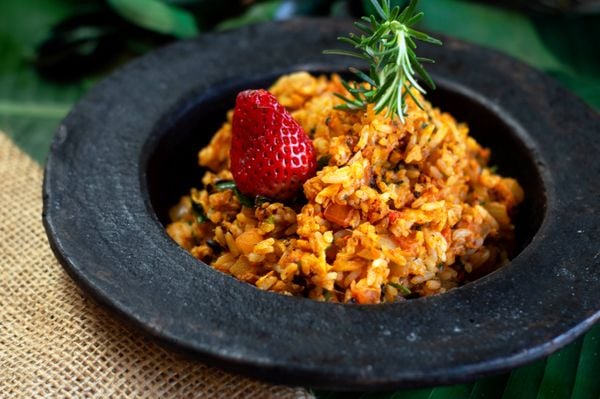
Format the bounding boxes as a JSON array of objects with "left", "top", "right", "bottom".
[{"left": 166, "top": 72, "right": 524, "bottom": 304}]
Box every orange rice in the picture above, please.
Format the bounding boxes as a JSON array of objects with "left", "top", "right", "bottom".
[{"left": 166, "top": 72, "right": 524, "bottom": 304}]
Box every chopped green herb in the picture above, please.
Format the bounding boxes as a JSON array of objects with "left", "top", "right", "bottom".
[
  {"left": 317, "top": 155, "right": 331, "bottom": 170},
  {"left": 214, "top": 180, "right": 255, "bottom": 207},
  {"left": 489, "top": 165, "right": 499, "bottom": 173},
  {"left": 325, "top": 116, "right": 331, "bottom": 125},
  {"left": 389, "top": 282, "right": 411, "bottom": 295},
  {"left": 254, "top": 195, "right": 272, "bottom": 206},
  {"left": 266, "top": 215, "right": 276, "bottom": 224},
  {"left": 437, "top": 262, "right": 444, "bottom": 270},
  {"left": 191, "top": 202, "right": 208, "bottom": 224},
  {"left": 233, "top": 187, "right": 254, "bottom": 207},
  {"left": 323, "top": 289, "right": 332, "bottom": 301},
  {"left": 215, "top": 180, "right": 237, "bottom": 191}
]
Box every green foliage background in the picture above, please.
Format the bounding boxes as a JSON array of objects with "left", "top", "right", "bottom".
[{"left": 1, "top": 1, "right": 598, "bottom": 397}]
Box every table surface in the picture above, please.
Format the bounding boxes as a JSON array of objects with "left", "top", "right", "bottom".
[{"left": 1, "top": 1, "right": 598, "bottom": 398}]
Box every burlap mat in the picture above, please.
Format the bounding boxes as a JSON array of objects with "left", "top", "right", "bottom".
[{"left": 0, "top": 133, "right": 313, "bottom": 398}]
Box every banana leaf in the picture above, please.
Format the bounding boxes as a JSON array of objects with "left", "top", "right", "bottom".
[
  {"left": 107, "top": 0, "right": 198, "bottom": 38},
  {"left": 0, "top": 0, "right": 91, "bottom": 162}
]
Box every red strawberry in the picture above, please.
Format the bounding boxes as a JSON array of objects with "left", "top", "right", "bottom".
[{"left": 230, "top": 89, "right": 317, "bottom": 202}]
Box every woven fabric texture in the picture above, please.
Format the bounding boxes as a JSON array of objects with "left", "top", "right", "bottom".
[{"left": 0, "top": 133, "right": 313, "bottom": 399}]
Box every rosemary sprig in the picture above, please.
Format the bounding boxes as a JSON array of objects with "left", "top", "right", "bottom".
[{"left": 324, "top": 0, "right": 442, "bottom": 122}]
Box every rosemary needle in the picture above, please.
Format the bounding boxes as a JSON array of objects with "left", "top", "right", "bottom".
[{"left": 324, "top": 0, "right": 442, "bottom": 123}]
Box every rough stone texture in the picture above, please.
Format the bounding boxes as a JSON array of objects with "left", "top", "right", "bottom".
[{"left": 43, "top": 19, "right": 600, "bottom": 390}]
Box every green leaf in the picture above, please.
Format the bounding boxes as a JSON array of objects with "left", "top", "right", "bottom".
[
  {"left": 214, "top": 180, "right": 237, "bottom": 191},
  {"left": 415, "top": 0, "right": 600, "bottom": 111},
  {"left": 0, "top": 0, "right": 91, "bottom": 163},
  {"left": 468, "top": 374, "right": 509, "bottom": 399},
  {"left": 323, "top": 49, "right": 367, "bottom": 60},
  {"left": 216, "top": 0, "right": 282, "bottom": 31},
  {"left": 530, "top": 14, "right": 600, "bottom": 79},
  {"left": 417, "top": 0, "right": 568, "bottom": 73},
  {"left": 0, "top": 102, "right": 70, "bottom": 119},
  {"left": 233, "top": 187, "right": 254, "bottom": 208},
  {"left": 425, "top": 384, "right": 473, "bottom": 399},
  {"left": 191, "top": 201, "right": 207, "bottom": 223},
  {"left": 388, "top": 282, "right": 410, "bottom": 295},
  {"left": 571, "top": 323, "right": 600, "bottom": 399},
  {"left": 501, "top": 359, "right": 546, "bottom": 398},
  {"left": 350, "top": 67, "right": 378, "bottom": 87},
  {"left": 107, "top": 0, "right": 199, "bottom": 38},
  {"left": 369, "top": 0, "right": 388, "bottom": 20},
  {"left": 362, "top": 0, "right": 407, "bottom": 18},
  {"left": 536, "top": 338, "right": 583, "bottom": 399}
]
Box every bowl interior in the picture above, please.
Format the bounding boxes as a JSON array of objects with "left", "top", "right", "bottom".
[{"left": 144, "top": 71, "right": 546, "bottom": 265}]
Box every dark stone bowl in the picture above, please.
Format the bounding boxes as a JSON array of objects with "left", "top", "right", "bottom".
[{"left": 43, "top": 19, "right": 600, "bottom": 391}]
